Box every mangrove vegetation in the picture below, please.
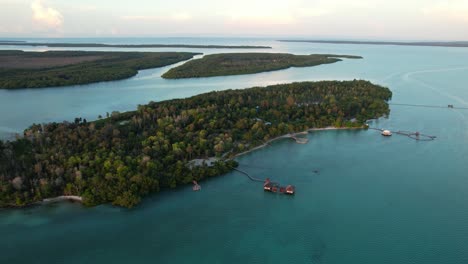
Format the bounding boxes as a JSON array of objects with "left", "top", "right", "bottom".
[
  {"left": 0, "top": 42, "right": 271, "bottom": 49},
  {"left": 162, "top": 53, "right": 362, "bottom": 79},
  {"left": 0, "top": 50, "right": 199, "bottom": 89}
]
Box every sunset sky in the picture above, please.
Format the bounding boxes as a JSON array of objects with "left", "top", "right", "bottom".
[{"left": 1, "top": 0, "right": 467, "bottom": 40}]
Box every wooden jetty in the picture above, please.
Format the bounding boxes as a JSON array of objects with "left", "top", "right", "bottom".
[{"left": 369, "top": 127, "right": 436, "bottom": 141}]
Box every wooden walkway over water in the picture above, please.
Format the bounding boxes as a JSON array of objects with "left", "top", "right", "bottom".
[
  {"left": 368, "top": 127, "right": 436, "bottom": 141},
  {"left": 389, "top": 103, "right": 468, "bottom": 110},
  {"left": 232, "top": 168, "right": 265, "bottom": 182}
]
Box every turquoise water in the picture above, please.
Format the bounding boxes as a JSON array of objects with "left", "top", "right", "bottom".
[{"left": 1, "top": 38, "right": 468, "bottom": 263}]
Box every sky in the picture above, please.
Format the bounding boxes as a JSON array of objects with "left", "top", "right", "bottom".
[{"left": 0, "top": 0, "right": 467, "bottom": 40}]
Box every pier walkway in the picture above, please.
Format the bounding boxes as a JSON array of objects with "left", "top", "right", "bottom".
[
  {"left": 232, "top": 168, "right": 265, "bottom": 183},
  {"left": 368, "top": 127, "right": 436, "bottom": 141},
  {"left": 389, "top": 103, "right": 468, "bottom": 110}
]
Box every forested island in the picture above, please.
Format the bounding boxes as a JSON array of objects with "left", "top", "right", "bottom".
[
  {"left": 279, "top": 39, "right": 468, "bottom": 48},
  {"left": 0, "top": 41, "right": 271, "bottom": 49},
  {"left": 0, "top": 50, "right": 199, "bottom": 89},
  {"left": 0, "top": 80, "right": 391, "bottom": 208},
  {"left": 162, "top": 53, "right": 362, "bottom": 79}
]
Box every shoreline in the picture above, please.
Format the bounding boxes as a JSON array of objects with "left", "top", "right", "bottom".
[
  {"left": 278, "top": 39, "right": 468, "bottom": 48},
  {"left": 0, "top": 42, "right": 272, "bottom": 49},
  {"left": 41, "top": 196, "right": 83, "bottom": 204},
  {"left": 233, "top": 126, "right": 366, "bottom": 159},
  {"left": 6, "top": 127, "right": 364, "bottom": 209},
  {"left": 1, "top": 195, "right": 83, "bottom": 209}
]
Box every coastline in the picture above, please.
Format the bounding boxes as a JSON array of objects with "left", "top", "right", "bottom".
[
  {"left": 6, "top": 127, "right": 364, "bottom": 208},
  {"left": 0, "top": 42, "right": 271, "bottom": 49},
  {"left": 41, "top": 196, "right": 83, "bottom": 204},
  {"left": 233, "top": 126, "right": 366, "bottom": 159},
  {"left": 278, "top": 39, "right": 468, "bottom": 48},
  {"left": 1, "top": 195, "right": 83, "bottom": 209},
  {"left": 4, "top": 127, "right": 365, "bottom": 209}
]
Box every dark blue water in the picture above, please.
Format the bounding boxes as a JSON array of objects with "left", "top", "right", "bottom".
[{"left": 1, "top": 38, "right": 468, "bottom": 263}]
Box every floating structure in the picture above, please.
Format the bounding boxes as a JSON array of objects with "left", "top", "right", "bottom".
[
  {"left": 264, "top": 178, "right": 295, "bottom": 195},
  {"left": 233, "top": 168, "right": 295, "bottom": 195},
  {"left": 381, "top": 130, "right": 392, "bottom": 136}
]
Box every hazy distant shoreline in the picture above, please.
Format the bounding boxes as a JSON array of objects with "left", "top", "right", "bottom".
[
  {"left": 278, "top": 39, "right": 468, "bottom": 48},
  {"left": 0, "top": 41, "right": 271, "bottom": 49}
]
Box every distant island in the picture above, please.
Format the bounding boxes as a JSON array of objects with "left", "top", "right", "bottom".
[
  {"left": 0, "top": 50, "right": 200, "bottom": 89},
  {"left": 278, "top": 39, "right": 468, "bottom": 48},
  {"left": 0, "top": 40, "right": 26, "bottom": 43},
  {"left": 162, "top": 53, "right": 362, "bottom": 79},
  {"left": 0, "top": 41, "right": 271, "bottom": 49},
  {"left": 0, "top": 80, "right": 391, "bottom": 208}
]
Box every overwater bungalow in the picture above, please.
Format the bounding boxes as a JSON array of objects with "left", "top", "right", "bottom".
[
  {"left": 381, "top": 130, "right": 392, "bottom": 136},
  {"left": 285, "top": 185, "right": 295, "bottom": 195}
]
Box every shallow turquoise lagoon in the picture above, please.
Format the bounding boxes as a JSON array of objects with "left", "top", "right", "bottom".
[{"left": 1, "top": 38, "right": 468, "bottom": 263}]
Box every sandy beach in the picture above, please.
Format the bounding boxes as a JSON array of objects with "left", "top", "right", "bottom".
[
  {"left": 42, "top": 196, "right": 83, "bottom": 204},
  {"left": 234, "top": 126, "right": 366, "bottom": 158}
]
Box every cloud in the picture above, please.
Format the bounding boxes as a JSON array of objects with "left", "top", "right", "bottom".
[{"left": 31, "top": 0, "right": 63, "bottom": 28}]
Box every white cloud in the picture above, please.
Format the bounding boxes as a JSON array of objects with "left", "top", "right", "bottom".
[{"left": 31, "top": 0, "right": 63, "bottom": 28}]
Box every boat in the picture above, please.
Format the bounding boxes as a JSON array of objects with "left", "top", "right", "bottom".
[{"left": 381, "top": 130, "right": 392, "bottom": 136}]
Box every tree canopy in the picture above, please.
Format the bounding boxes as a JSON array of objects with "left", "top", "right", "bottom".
[
  {"left": 0, "top": 50, "right": 199, "bottom": 89},
  {"left": 162, "top": 53, "right": 362, "bottom": 79},
  {"left": 0, "top": 80, "right": 391, "bottom": 208}
]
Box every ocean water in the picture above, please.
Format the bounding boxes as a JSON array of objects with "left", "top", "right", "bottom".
[{"left": 1, "top": 38, "right": 468, "bottom": 263}]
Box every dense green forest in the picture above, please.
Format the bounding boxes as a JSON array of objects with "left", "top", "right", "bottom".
[
  {"left": 0, "top": 42, "right": 271, "bottom": 49},
  {"left": 0, "top": 80, "right": 391, "bottom": 208},
  {"left": 0, "top": 50, "right": 199, "bottom": 89},
  {"left": 162, "top": 53, "right": 362, "bottom": 79}
]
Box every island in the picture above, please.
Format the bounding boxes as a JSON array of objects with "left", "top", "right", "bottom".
[
  {"left": 278, "top": 39, "right": 468, "bottom": 48},
  {"left": 0, "top": 80, "right": 391, "bottom": 208},
  {"left": 0, "top": 50, "right": 200, "bottom": 89},
  {"left": 0, "top": 41, "right": 271, "bottom": 49},
  {"left": 161, "top": 53, "right": 362, "bottom": 79}
]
